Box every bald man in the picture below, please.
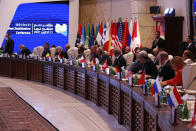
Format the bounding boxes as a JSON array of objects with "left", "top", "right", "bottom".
[{"left": 19, "top": 44, "right": 31, "bottom": 56}]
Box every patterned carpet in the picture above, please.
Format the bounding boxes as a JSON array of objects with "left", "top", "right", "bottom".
[{"left": 0, "top": 88, "right": 58, "bottom": 131}]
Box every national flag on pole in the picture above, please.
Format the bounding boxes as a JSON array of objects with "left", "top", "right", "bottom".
[
  {"left": 115, "top": 66, "right": 120, "bottom": 73},
  {"left": 151, "top": 78, "right": 162, "bottom": 95},
  {"left": 117, "top": 21, "right": 123, "bottom": 43},
  {"left": 102, "top": 60, "right": 108, "bottom": 71},
  {"left": 96, "top": 24, "right": 100, "bottom": 38},
  {"left": 80, "top": 56, "right": 86, "bottom": 63},
  {"left": 128, "top": 19, "right": 133, "bottom": 47},
  {"left": 108, "top": 22, "right": 114, "bottom": 56},
  {"left": 168, "top": 86, "right": 183, "bottom": 108},
  {"left": 96, "top": 23, "right": 103, "bottom": 45},
  {"left": 46, "top": 53, "right": 50, "bottom": 59},
  {"left": 112, "top": 22, "right": 123, "bottom": 50},
  {"left": 89, "top": 24, "right": 95, "bottom": 47},
  {"left": 125, "top": 66, "right": 133, "bottom": 79},
  {"left": 75, "top": 24, "right": 82, "bottom": 47},
  {"left": 90, "top": 58, "right": 95, "bottom": 67},
  {"left": 80, "top": 24, "right": 86, "bottom": 44},
  {"left": 86, "top": 24, "right": 90, "bottom": 47},
  {"left": 138, "top": 70, "right": 145, "bottom": 85},
  {"left": 131, "top": 19, "right": 142, "bottom": 52},
  {"left": 191, "top": 100, "right": 196, "bottom": 127},
  {"left": 102, "top": 23, "right": 110, "bottom": 52},
  {"left": 123, "top": 20, "right": 129, "bottom": 47},
  {"left": 58, "top": 53, "right": 61, "bottom": 60}
]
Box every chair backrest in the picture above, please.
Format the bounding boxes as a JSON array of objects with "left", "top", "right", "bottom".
[
  {"left": 68, "top": 47, "right": 78, "bottom": 59},
  {"left": 38, "top": 46, "right": 44, "bottom": 57},
  {"left": 182, "top": 64, "right": 196, "bottom": 90},
  {"left": 184, "top": 59, "right": 194, "bottom": 65},
  {"left": 84, "top": 49, "right": 91, "bottom": 61},
  {"left": 123, "top": 52, "right": 134, "bottom": 70},
  {"left": 111, "top": 55, "right": 115, "bottom": 65},
  {"left": 50, "top": 48, "right": 56, "bottom": 58},
  {"left": 168, "top": 55, "right": 173, "bottom": 61},
  {"left": 148, "top": 54, "right": 155, "bottom": 62},
  {"left": 33, "top": 47, "right": 38, "bottom": 56}
]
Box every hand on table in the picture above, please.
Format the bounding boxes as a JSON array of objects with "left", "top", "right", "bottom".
[{"left": 160, "top": 81, "right": 167, "bottom": 87}]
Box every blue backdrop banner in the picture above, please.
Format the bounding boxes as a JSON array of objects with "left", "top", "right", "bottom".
[{"left": 2, "top": 3, "right": 69, "bottom": 52}]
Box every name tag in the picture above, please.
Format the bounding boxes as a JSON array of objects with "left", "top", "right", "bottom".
[
  {"left": 154, "top": 93, "right": 158, "bottom": 105},
  {"left": 129, "top": 77, "right": 132, "bottom": 86},
  {"left": 106, "top": 68, "right": 110, "bottom": 75},
  {"left": 93, "top": 65, "right": 96, "bottom": 71},
  {"left": 82, "top": 63, "right": 85, "bottom": 68},
  {"left": 142, "top": 85, "right": 147, "bottom": 95},
  {"left": 117, "top": 72, "right": 121, "bottom": 80},
  {"left": 70, "top": 60, "right": 73, "bottom": 65},
  {"left": 19, "top": 55, "right": 22, "bottom": 59}
]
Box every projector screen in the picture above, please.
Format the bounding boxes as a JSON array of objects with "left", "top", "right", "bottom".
[{"left": 2, "top": 2, "right": 69, "bottom": 52}]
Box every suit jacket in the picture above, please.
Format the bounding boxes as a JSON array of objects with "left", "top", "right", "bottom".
[
  {"left": 178, "top": 42, "right": 196, "bottom": 57},
  {"left": 3, "top": 38, "right": 14, "bottom": 55},
  {"left": 55, "top": 51, "right": 68, "bottom": 59},
  {"left": 97, "top": 53, "right": 112, "bottom": 66},
  {"left": 131, "top": 58, "right": 158, "bottom": 78},
  {"left": 113, "top": 55, "right": 126, "bottom": 71},
  {"left": 21, "top": 47, "right": 31, "bottom": 56},
  {"left": 76, "top": 53, "right": 85, "bottom": 60},
  {"left": 151, "top": 38, "right": 165, "bottom": 50},
  {"left": 42, "top": 48, "right": 51, "bottom": 57},
  {"left": 185, "top": 42, "right": 196, "bottom": 57},
  {"left": 159, "top": 60, "right": 175, "bottom": 81},
  {"left": 143, "top": 58, "right": 158, "bottom": 79}
]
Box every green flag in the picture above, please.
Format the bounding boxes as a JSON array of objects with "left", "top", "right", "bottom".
[
  {"left": 95, "top": 24, "right": 99, "bottom": 38},
  {"left": 86, "top": 24, "right": 90, "bottom": 47}
]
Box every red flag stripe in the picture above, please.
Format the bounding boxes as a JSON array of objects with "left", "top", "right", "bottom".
[{"left": 173, "top": 86, "right": 183, "bottom": 105}]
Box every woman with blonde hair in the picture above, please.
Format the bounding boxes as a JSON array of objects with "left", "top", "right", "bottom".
[{"left": 160, "top": 56, "right": 185, "bottom": 86}]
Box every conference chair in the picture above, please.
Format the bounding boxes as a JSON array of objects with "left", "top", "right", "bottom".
[
  {"left": 148, "top": 54, "right": 155, "bottom": 62},
  {"left": 111, "top": 55, "right": 115, "bottom": 65},
  {"left": 182, "top": 64, "right": 196, "bottom": 90},
  {"left": 84, "top": 49, "right": 91, "bottom": 61},
  {"left": 123, "top": 52, "right": 134, "bottom": 70},
  {"left": 68, "top": 47, "right": 78, "bottom": 59},
  {"left": 39, "top": 46, "right": 44, "bottom": 57},
  {"left": 33, "top": 47, "right": 39, "bottom": 56},
  {"left": 50, "top": 48, "right": 56, "bottom": 58},
  {"left": 168, "top": 55, "right": 173, "bottom": 61}
]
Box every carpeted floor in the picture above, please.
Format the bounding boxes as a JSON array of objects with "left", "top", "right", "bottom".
[{"left": 0, "top": 87, "right": 58, "bottom": 131}]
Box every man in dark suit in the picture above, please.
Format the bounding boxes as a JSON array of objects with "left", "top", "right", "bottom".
[
  {"left": 19, "top": 44, "right": 31, "bottom": 56},
  {"left": 55, "top": 46, "right": 68, "bottom": 59},
  {"left": 42, "top": 43, "right": 51, "bottom": 57},
  {"left": 113, "top": 47, "right": 126, "bottom": 71},
  {"left": 2, "top": 33, "right": 14, "bottom": 55},
  {"left": 96, "top": 47, "right": 112, "bottom": 66},
  {"left": 76, "top": 44, "right": 85, "bottom": 60},
  {"left": 151, "top": 31, "right": 165, "bottom": 51},
  {"left": 178, "top": 36, "right": 196, "bottom": 58},
  {"left": 158, "top": 51, "right": 175, "bottom": 81},
  {"left": 90, "top": 45, "right": 97, "bottom": 61},
  {"left": 137, "top": 51, "right": 158, "bottom": 79}
]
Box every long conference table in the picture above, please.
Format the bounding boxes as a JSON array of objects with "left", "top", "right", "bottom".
[{"left": 0, "top": 57, "right": 192, "bottom": 131}]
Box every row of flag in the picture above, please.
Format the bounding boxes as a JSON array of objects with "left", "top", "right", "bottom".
[
  {"left": 125, "top": 68, "right": 196, "bottom": 128},
  {"left": 75, "top": 18, "right": 142, "bottom": 56}
]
